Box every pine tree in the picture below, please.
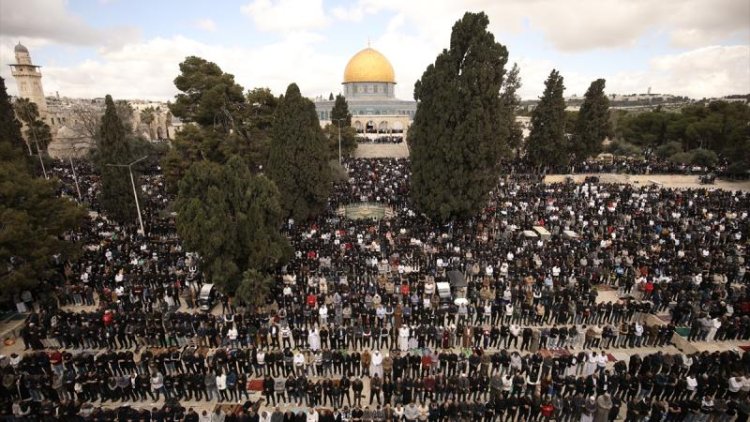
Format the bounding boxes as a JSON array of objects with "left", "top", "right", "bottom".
[
  {"left": 97, "top": 95, "right": 139, "bottom": 224},
  {"left": 573, "top": 78, "right": 611, "bottom": 159},
  {"left": 170, "top": 56, "right": 246, "bottom": 128},
  {"left": 164, "top": 57, "right": 272, "bottom": 189},
  {"left": 0, "top": 77, "right": 85, "bottom": 301},
  {"left": 175, "top": 155, "right": 290, "bottom": 300},
  {"left": 526, "top": 69, "right": 568, "bottom": 168},
  {"left": 409, "top": 12, "right": 509, "bottom": 221},
  {"left": 267, "top": 83, "right": 332, "bottom": 220}
]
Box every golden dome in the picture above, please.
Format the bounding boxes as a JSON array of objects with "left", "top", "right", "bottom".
[{"left": 343, "top": 47, "right": 395, "bottom": 83}]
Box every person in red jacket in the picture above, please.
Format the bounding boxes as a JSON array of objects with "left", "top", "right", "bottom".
[{"left": 541, "top": 399, "right": 555, "bottom": 420}]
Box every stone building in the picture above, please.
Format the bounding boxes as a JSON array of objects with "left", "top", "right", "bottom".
[
  {"left": 8, "top": 43, "right": 180, "bottom": 158},
  {"left": 315, "top": 46, "right": 416, "bottom": 140}
]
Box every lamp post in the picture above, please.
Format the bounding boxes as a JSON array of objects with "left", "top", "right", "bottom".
[
  {"left": 106, "top": 155, "right": 148, "bottom": 235},
  {"left": 332, "top": 118, "right": 347, "bottom": 164},
  {"left": 69, "top": 155, "right": 82, "bottom": 202},
  {"left": 19, "top": 104, "right": 48, "bottom": 179}
]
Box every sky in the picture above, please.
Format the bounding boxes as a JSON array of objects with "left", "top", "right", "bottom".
[{"left": 0, "top": 0, "right": 748, "bottom": 102}]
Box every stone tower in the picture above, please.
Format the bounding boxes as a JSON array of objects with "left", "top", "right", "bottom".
[{"left": 9, "top": 42, "right": 47, "bottom": 116}]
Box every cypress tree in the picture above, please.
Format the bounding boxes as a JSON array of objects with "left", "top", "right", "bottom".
[
  {"left": 97, "top": 94, "right": 138, "bottom": 224},
  {"left": 526, "top": 69, "right": 568, "bottom": 168},
  {"left": 267, "top": 83, "right": 332, "bottom": 220},
  {"left": 409, "top": 12, "right": 509, "bottom": 221},
  {"left": 331, "top": 94, "right": 352, "bottom": 126},
  {"left": 500, "top": 63, "right": 524, "bottom": 154},
  {"left": 573, "top": 78, "right": 611, "bottom": 159}
]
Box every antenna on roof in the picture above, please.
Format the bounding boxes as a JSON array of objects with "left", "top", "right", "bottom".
[{"left": 367, "top": 38, "right": 371, "bottom": 48}]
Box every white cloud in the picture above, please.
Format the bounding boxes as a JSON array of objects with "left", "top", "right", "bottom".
[
  {"left": 1, "top": 34, "right": 347, "bottom": 102},
  {"left": 1, "top": 0, "right": 747, "bottom": 103},
  {"left": 193, "top": 19, "right": 217, "bottom": 32},
  {"left": 608, "top": 45, "right": 750, "bottom": 98},
  {"left": 241, "top": 0, "right": 328, "bottom": 33},
  {"left": 332, "top": 0, "right": 750, "bottom": 51},
  {"left": 0, "top": 0, "right": 139, "bottom": 47}
]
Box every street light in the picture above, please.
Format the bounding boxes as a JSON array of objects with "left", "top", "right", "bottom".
[
  {"left": 332, "top": 118, "right": 347, "bottom": 164},
  {"left": 69, "top": 155, "right": 82, "bottom": 202},
  {"left": 106, "top": 155, "right": 148, "bottom": 235},
  {"left": 19, "top": 104, "right": 48, "bottom": 179}
]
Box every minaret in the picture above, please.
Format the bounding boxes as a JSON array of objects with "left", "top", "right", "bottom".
[{"left": 9, "top": 42, "right": 47, "bottom": 116}]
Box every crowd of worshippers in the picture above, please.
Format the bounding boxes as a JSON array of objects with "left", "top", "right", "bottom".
[
  {"left": 501, "top": 157, "right": 724, "bottom": 176},
  {"left": 1, "top": 157, "right": 749, "bottom": 421},
  {"left": 2, "top": 346, "right": 749, "bottom": 420}
]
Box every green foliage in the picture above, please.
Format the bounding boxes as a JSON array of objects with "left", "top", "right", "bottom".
[
  {"left": 323, "top": 124, "right": 358, "bottom": 160},
  {"left": 0, "top": 79, "right": 26, "bottom": 159},
  {"left": 654, "top": 141, "right": 683, "bottom": 159},
  {"left": 267, "top": 83, "right": 332, "bottom": 220},
  {"left": 236, "top": 269, "right": 273, "bottom": 308},
  {"left": 409, "top": 12, "right": 510, "bottom": 221},
  {"left": 0, "top": 77, "right": 86, "bottom": 301},
  {"left": 689, "top": 148, "right": 719, "bottom": 167},
  {"left": 175, "top": 156, "right": 290, "bottom": 297},
  {"left": 331, "top": 94, "right": 352, "bottom": 127},
  {"left": 668, "top": 151, "right": 694, "bottom": 164},
  {"left": 726, "top": 160, "right": 749, "bottom": 177},
  {"left": 170, "top": 56, "right": 246, "bottom": 128},
  {"left": 13, "top": 98, "right": 52, "bottom": 152},
  {"left": 97, "top": 95, "right": 140, "bottom": 224},
  {"left": 499, "top": 63, "right": 523, "bottom": 152},
  {"left": 616, "top": 101, "right": 750, "bottom": 166},
  {"left": 607, "top": 140, "right": 642, "bottom": 157},
  {"left": 140, "top": 107, "right": 155, "bottom": 125},
  {"left": 526, "top": 69, "right": 568, "bottom": 167},
  {"left": 572, "top": 79, "right": 611, "bottom": 159},
  {"left": 564, "top": 111, "right": 578, "bottom": 135},
  {"left": 163, "top": 57, "right": 277, "bottom": 189}
]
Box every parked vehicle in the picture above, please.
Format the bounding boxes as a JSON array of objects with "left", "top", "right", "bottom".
[{"left": 198, "top": 283, "right": 217, "bottom": 312}]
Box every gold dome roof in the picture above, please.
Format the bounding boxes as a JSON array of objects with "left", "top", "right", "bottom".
[{"left": 343, "top": 47, "right": 395, "bottom": 84}]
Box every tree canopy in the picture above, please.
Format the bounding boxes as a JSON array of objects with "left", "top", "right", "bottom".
[
  {"left": 326, "top": 94, "right": 357, "bottom": 160},
  {"left": 13, "top": 98, "right": 52, "bottom": 154},
  {"left": 617, "top": 101, "right": 749, "bottom": 153},
  {"left": 409, "top": 11, "right": 510, "bottom": 221},
  {"left": 170, "top": 56, "right": 246, "bottom": 128},
  {"left": 526, "top": 69, "right": 568, "bottom": 168},
  {"left": 331, "top": 94, "right": 352, "bottom": 127},
  {"left": 0, "top": 77, "right": 85, "bottom": 301},
  {"left": 267, "top": 83, "right": 332, "bottom": 221},
  {"left": 572, "top": 78, "right": 611, "bottom": 159},
  {"left": 175, "top": 155, "right": 290, "bottom": 300},
  {"left": 96, "top": 95, "right": 140, "bottom": 224},
  {"left": 163, "top": 57, "right": 277, "bottom": 190},
  {"left": 499, "top": 63, "right": 524, "bottom": 154}
]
